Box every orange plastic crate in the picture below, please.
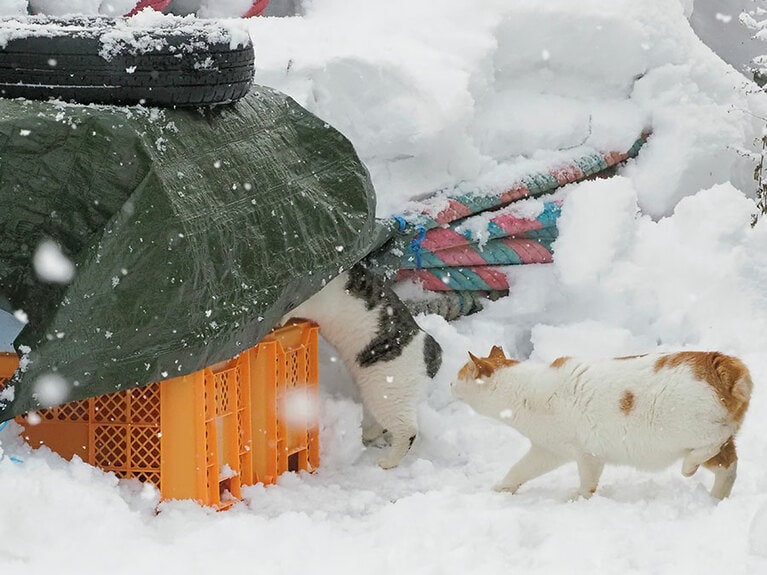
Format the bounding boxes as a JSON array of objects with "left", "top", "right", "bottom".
[
  {"left": 14, "top": 321, "right": 319, "bottom": 509},
  {"left": 0, "top": 351, "right": 19, "bottom": 388}
]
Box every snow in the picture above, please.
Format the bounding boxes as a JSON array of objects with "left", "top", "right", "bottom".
[
  {"left": 0, "top": 0, "right": 139, "bottom": 16},
  {"left": 0, "top": 0, "right": 24, "bottom": 16},
  {"left": 690, "top": 0, "right": 767, "bottom": 74},
  {"left": 28, "top": 0, "right": 102, "bottom": 16},
  {"left": 31, "top": 373, "right": 69, "bottom": 407},
  {"left": 2, "top": 0, "right": 767, "bottom": 573},
  {"left": 250, "top": 0, "right": 764, "bottom": 220},
  {"left": 32, "top": 240, "right": 75, "bottom": 284},
  {"left": 281, "top": 387, "right": 319, "bottom": 428}
]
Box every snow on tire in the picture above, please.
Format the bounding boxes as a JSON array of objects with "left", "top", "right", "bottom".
[{"left": 0, "top": 14, "right": 254, "bottom": 107}]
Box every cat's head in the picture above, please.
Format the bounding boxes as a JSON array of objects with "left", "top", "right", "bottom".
[{"left": 452, "top": 345, "right": 518, "bottom": 410}]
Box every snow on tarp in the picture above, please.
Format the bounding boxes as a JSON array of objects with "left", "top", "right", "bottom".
[{"left": 0, "top": 86, "right": 385, "bottom": 421}]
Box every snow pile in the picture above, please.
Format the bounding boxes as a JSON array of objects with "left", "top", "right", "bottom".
[
  {"left": 248, "top": 0, "right": 766, "bottom": 218},
  {"left": 2, "top": 0, "right": 767, "bottom": 573},
  {"left": 511, "top": 180, "right": 767, "bottom": 359}
]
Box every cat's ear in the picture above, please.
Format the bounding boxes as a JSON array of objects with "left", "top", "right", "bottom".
[
  {"left": 489, "top": 345, "right": 507, "bottom": 360},
  {"left": 469, "top": 352, "right": 495, "bottom": 378}
]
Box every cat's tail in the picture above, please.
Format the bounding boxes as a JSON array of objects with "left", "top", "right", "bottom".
[{"left": 711, "top": 353, "right": 752, "bottom": 424}]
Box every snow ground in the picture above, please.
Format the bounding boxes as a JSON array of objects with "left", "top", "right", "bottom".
[{"left": 2, "top": 0, "right": 767, "bottom": 573}]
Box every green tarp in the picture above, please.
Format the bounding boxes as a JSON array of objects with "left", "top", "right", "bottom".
[{"left": 0, "top": 86, "right": 387, "bottom": 421}]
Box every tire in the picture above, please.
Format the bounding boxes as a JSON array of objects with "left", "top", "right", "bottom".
[{"left": 0, "top": 15, "right": 254, "bottom": 107}]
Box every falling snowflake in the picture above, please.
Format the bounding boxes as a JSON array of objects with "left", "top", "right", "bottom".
[{"left": 33, "top": 240, "right": 75, "bottom": 284}]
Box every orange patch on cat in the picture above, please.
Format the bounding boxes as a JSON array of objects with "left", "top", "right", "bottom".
[
  {"left": 654, "top": 352, "right": 752, "bottom": 422},
  {"left": 616, "top": 354, "right": 647, "bottom": 360},
  {"left": 485, "top": 346, "right": 518, "bottom": 370},
  {"left": 550, "top": 356, "right": 570, "bottom": 368},
  {"left": 458, "top": 361, "right": 475, "bottom": 381},
  {"left": 467, "top": 346, "right": 518, "bottom": 378},
  {"left": 703, "top": 437, "right": 737, "bottom": 470},
  {"left": 619, "top": 390, "right": 635, "bottom": 415}
]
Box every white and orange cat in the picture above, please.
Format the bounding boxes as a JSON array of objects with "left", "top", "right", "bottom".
[{"left": 453, "top": 347, "right": 752, "bottom": 500}]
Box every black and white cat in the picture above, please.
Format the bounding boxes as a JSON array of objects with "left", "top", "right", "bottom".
[{"left": 284, "top": 264, "right": 442, "bottom": 468}]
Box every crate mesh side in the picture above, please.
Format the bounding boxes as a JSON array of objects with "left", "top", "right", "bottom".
[
  {"left": 303, "top": 347, "right": 311, "bottom": 383},
  {"left": 236, "top": 366, "right": 245, "bottom": 439},
  {"left": 133, "top": 470, "right": 161, "bottom": 486},
  {"left": 129, "top": 425, "right": 161, "bottom": 477},
  {"left": 203, "top": 380, "right": 213, "bottom": 497},
  {"left": 214, "top": 370, "right": 232, "bottom": 416},
  {"left": 94, "top": 424, "right": 129, "bottom": 468},
  {"left": 90, "top": 385, "right": 161, "bottom": 484},
  {"left": 94, "top": 392, "right": 128, "bottom": 424},
  {"left": 286, "top": 353, "right": 300, "bottom": 388},
  {"left": 39, "top": 400, "right": 89, "bottom": 422},
  {"left": 130, "top": 384, "right": 161, "bottom": 424}
]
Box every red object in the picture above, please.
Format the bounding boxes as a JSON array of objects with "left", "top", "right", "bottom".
[
  {"left": 125, "top": 0, "right": 172, "bottom": 17},
  {"left": 396, "top": 267, "right": 511, "bottom": 292},
  {"left": 242, "top": 0, "right": 270, "bottom": 17}
]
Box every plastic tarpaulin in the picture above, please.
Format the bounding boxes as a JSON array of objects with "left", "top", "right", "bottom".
[{"left": 0, "top": 86, "right": 387, "bottom": 421}]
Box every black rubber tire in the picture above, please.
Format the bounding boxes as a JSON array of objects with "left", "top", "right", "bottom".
[{"left": 0, "top": 15, "right": 254, "bottom": 107}]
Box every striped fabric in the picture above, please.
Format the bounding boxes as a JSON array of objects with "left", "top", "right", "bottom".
[{"left": 389, "top": 133, "right": 648, "bottom": 292}]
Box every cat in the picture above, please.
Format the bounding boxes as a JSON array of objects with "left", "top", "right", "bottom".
[
  {"left": 283, "top": 263, "right": 442, "bottom": 469},
  {"left": 452, "top": 346, "right": 752, "bottom": 500}
]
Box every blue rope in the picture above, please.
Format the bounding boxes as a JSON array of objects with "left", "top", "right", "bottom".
[
  {"left": 392, "top": 215, "right": 407, "bottom": 233},
  {"left": 0, "top": 420, "right": 23, "bottom": 464},
  {"left": 410, "top": 226, "right": 426, "bottom": 270}
]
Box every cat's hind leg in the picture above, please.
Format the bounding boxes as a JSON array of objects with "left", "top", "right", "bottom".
[
  {"left": 681, "top": 443, "right": 725, "bottom": 477},
  {"left": 357, "top": 375, "right": 419, "bottom": 469},
  {"left": 377, "top": 423, "right": 418, "bottom": 469},
  {"left": 494, "top": 445, "right": 567, "bottom": 493},
  {"left": 702, "top": 438, "right": 737, "bottom": 500}
]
